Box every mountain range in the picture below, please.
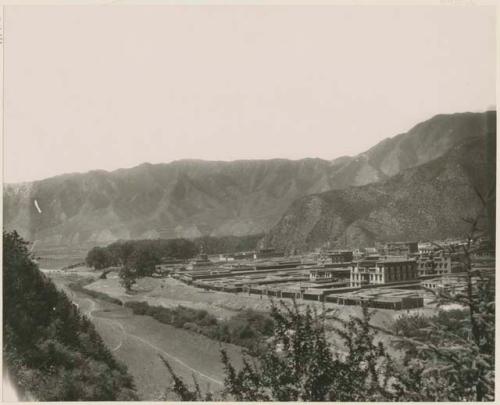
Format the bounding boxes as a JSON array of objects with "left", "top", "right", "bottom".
[{"left": 3, "top": 111, "right": 496, "bottom": 249}]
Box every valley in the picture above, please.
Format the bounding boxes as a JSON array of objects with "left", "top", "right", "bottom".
[
  {"left": 3, "top": 5, "right": 495, "bottom": 400},
  {"left": 5, "top": 109, "right": 496, "bottom": 401}
]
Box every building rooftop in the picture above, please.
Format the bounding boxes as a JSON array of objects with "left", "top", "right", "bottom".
[
  {"left": 385, "top": 241, "right": 418, "bottom": 245},
  {"left": 335, "top": 287, "right": 421, "bottom": 300},
  {"left": 378, "top": 257, "right": 416, "bottom": 263}
]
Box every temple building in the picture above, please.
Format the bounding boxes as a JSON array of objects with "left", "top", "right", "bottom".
[{"left": 350, "top": 256, "right": 418, "bottom": 287}]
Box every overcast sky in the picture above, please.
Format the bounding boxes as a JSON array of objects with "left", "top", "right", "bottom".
[{"left": 4, "top": 5, "right": 496, "bottom": 183}]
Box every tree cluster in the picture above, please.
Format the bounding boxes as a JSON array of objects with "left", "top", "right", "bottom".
[
  {"left": 85, "top": 238, "right": 199, "bottom": 271},
  {"left": 85, "top": 238, "right": 199, "bottom": 291}
]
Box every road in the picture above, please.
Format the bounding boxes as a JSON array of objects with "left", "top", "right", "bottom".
[{"left": 49, "top": 272, "right": 243, "bottom": 400}]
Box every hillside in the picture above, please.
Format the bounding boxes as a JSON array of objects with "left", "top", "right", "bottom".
[
  {"left": 3, "top": 111, "right": 494, "bottom": 247},
  {"left": 3, "top": 231, "right": 137, "bottom": 400},
  {"left": 263, "top": 118, "right": 496, "bottom": 251}
]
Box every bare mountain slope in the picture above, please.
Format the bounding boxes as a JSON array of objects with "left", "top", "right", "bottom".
[
  {"left": 263, "top": 120, "right": 496, "bottom": 252},
  {"left": 4, "top": 159, "right": 343, "bottom": 246},
  {"left": 328, "top": 111, "right": 493, "bottom": 188}
]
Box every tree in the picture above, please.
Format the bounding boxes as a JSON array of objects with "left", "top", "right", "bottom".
[
  {"left": 119, "top": 264, "right": 137, "bottom": 293},
  {"left": 219, "top": 302, "right": 339, "bottom": 401},
  {"left": 85, "top": 247, "right": 113, "bottom": 270},
  {"left": 374, "top": 186, "right": 495, "bottom": 401},
  {"left": 113, "top": 241, "right": 136, "bottom": 267},
  {"left": 128, "top": 246, "right": 159, "bottom": 277},
  {"left": 391, "top": 202, "right": 495, "bottom": 401}
]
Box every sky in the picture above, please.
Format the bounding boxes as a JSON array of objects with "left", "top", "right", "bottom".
[{"left": 4, "top": 5, "right": 496, "bottom": 183}]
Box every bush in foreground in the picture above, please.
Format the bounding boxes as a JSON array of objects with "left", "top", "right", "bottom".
[{"left": 162, "top": 294, "right": 494, "bottom": 401}]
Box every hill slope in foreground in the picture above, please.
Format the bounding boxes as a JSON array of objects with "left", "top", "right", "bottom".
[
  {"left": 3, "top": 231, "right": 137, "bottom": 400},
  {"left": 3, "top": 111, "right": 495, "bottom": 247}
]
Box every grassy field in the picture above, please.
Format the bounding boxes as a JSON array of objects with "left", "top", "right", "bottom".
[{"left": 47, "top": 271, "right": 244, "bottom": 400}]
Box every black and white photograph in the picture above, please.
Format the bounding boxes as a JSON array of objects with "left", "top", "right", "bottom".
[{"left": 2, "top": 3, "right": 497, "bottom": 401}]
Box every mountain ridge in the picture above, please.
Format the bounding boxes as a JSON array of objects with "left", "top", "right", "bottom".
[{"left": 3, "top": 110, "right": 495, "bottom": 247}]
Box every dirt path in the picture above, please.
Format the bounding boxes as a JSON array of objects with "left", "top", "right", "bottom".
[{"left": 83, "top": 297, "right": 223, "bottom": 386}]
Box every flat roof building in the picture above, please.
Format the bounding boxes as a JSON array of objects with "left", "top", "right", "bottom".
[
  {"left": 326, "top": 288, "right": 424, "bottom": 310},
  {"left": 309, "top": 267, "right": 350, "bottom": 282}
]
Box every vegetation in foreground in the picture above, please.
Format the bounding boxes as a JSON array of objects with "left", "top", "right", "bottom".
[
  {"left": 3, "top": 231, "right": 137, "bottom": 401},
  {"left": 161, "top": 288, "right": 494, "bottom": 402}
]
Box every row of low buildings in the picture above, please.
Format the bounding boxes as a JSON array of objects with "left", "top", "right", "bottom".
[
  {"left": 158, "top": 239, "right": 494, "bottom": 311},
  {"left": 168, "top": 250, "right": 424, "bottom": 310}
]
